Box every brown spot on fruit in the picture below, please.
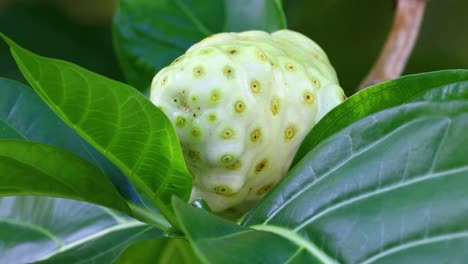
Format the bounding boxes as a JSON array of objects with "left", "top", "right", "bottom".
[
  {"left": 221, "top": 154, "right": 233, "bottom": 164},
  {"left": 257, "top": 183, "right": 275, "bottom": 196},
  {"left": 208, "top": 113, "right": 217, "bottom": 121},
  {"left": 271, "top": 98, "right": 280, "bottom": 115},
  {"left": 257, "top": 50, "right": 267, "bottom": 61},
  {"left": 188, "top": 150, "right": 199, "bottom": 162},
  {"left": 312, "top": 78, "right": 320, "bottom": 89},
  {"left": 161, "top": 76, "right": 168, "bottom": 86},
  {"left": 210, "top": 90, "right": 220, "bottom": 102},
  {"left": 284, "top": 126, "right": 296, "bottom": 141},
  {"left": 234, "top": 101, "right": 245, "bottom": 113},
  {"left": 222, "top": 129, "right": 234, "bottom": 139},
  {"left": 175, "top": 117, "right": 186, "bottom": 127},
  {"left": 285, "top": 63, "right": 296, "bottom": 71},
  {"left": 214, "top": 186, "right": 231, "bottom": 196},
  {"left": 228, "top": 48, "right": 238, "bottom": 55},
  {"left": 226, "top": 160, "right": 241, "bottom": 170},
  {"left": 191, "top": 128, "right": 201, "bottom": 137},
  {"left": 251, "top": 80, "right": 261, "bottom": 94},
  {"left": 255, "top": 159, "right": 268, "bottom": 173},
  {"left": 193, "top": 66, "right": 204, "bottom": 78},
  {"left": 250, "top": 128, "right": 262, "bottom": 142},
  {"left": 304, "top": 91, "right": 315, "bottom": 104},
  {"left": 223, "top": 66, "right": 234, "bottom": 79}
]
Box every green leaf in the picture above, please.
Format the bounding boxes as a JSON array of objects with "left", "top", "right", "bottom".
[
  {"left": 0, "top": 196, "right": 161, "bottom": 264},
  {"left": 409, "top": 81, "right": 468, "bottom": 103},
  {"left": 292, "top": 70, "right": 468, "bottom": 167},
  {"left": 244, "top": 100, "right": 468, "bottom": 263},
  {"left": 0, "top": 77, "right": 140, "bottom": 203},
  {"left": 113, "top": 0, "right": 287, "bottom": 92},
  {"left": 0, "top": 139, "right": 130, "bottom": 214},
  {"left": 115, "top": 238, "right": 202, "bottom": 264},
  {"left": 173, "top": 198, "right": 335, "bottom": 264},
  {"left": 1, "top": 34, "right": 192, "bottom": 226}
]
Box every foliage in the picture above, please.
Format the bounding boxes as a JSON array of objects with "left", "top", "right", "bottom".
[{"left": 0, "top": 1, "right": 467, "bottom": 263}]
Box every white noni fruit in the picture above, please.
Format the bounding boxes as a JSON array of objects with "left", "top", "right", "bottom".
[{"left": 150, "top": 30, "right": 345, "bottom": 216}]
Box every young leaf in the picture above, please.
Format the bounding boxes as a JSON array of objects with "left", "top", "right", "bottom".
[
  {"left": 0, "top": 139, "right": 130, "bottom": 214},
  {"left": 292, "top": 70, "right": 468, "bottom": 167},
  {"left": 1, "top": 34, "right": 192, "bottom": 225},
  {"left": 172, "top": 198, "right": 336, "bottom": 264},
  {"left": 113, "top": 0, "right": 287, "bottom": 92},
  {"left": 115, "top": 238, "right": 202, "bottom": 264},
  {"left": 0, "top": 196, "right": 161, "bottom": 264},
  {"left": 0, "top": 77, "right": 140, "bottom": 203},
  {"left": 244, "top": 100, "right": 468, "bottom": 263}
]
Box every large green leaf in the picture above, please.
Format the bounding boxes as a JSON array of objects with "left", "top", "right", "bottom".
[
  {"left": 0, "top": 139, "right": 130, "bottom": 214},
  {"left": 292, "top": 70, "right": 468, "bottom": 167},
  {"left": 409, "top": 81, "right": 468, "bottom": 103},
  {"left": 0, "top": 77, "right": 139, "bottom": 203},
  {"left": 173, "top": 198, "right": 334, "bottom": 264},
  {"left": 115, "top": 237, "right": 202, "bottom": 264},
  {"left": 0, "top": 196, "right": 161, "bottom": 264},
  {"left": 113, "top": 0, "right": 287, "bottom": 92},
  {"left": 1, "top": 34, "right": 191, "bottom": 226},
  {"left": 242, "top": 100, "right": 468, "bottom": 263}
]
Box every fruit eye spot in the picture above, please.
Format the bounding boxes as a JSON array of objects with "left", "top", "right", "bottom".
[
  {"left": 175, "top": 117, "right": 186, "bottom": 127},
  {"left": 304, "top": 91, "right": 315, "bottom": 104},
  {"left": 188, "top": 150, "right": 199, "bottom": 162},
  {"left": 226, "top": 160, "right": 241, "bottom": 170},
  {"left": 193, "top": 66, "right": 204, "bottom": 78},
  {"left": 221, "top": 155, "right": 233, "bottom": 164},
  {"left": 222, "top": 129, "right": 234, "bottom": 139},
  {"left": 214, "top": 186, "right": 231, "bottom": 195},
  {"left": 228, "top": 48, "right": 238, "bottom": 55},
  {"left": 250, "top": 128, "right": 262, "bottom": 142},
  {"left": 251, "top": 80, "right": 261, "bottom": 93},
  {"left": 223, "top": 66, "right": 234, "bottom": 79},
  {"left": 210, "top": 90, "right": 220, "bottom": 102},
  {"left": 257, "top": 50, "right": 267, "bottom": 61},
  {"left": 161, "top": 76, "right": 168, "bottom": 86},
  {"left": 285, "top": 63, "right": 296, "bottom": 71},
  {"left": 208, "top": 113, "right": 217, "bottom": 121},
  {"left": 257, "top": 183, "right": 274, "bottom": 196},
  {"left": 311, "top": 78, "right": 321, "bottom": 89},
  {"left": 271, "top": 98, "right": 280, "bottom": 115},
  {"left": 285, "top": 127, "right": 296, "bottom": 141},
  {"left": 234, "top": 101, "right": 245, "bottom": 113},
  {"left": 191, "top": 128, "right": 201, "bottom": 137},
  {"left": 255, "top": 159, "right": 268, "bottom": 173}
]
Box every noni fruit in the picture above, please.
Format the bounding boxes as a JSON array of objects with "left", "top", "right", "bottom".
[{"left": 150, "top": 30, "right": 345, "bottom": 216}]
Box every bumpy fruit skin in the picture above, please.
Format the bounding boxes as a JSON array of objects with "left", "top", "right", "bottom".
[{"left": 150, "top": 30, "right": 345, "bottom": 216}]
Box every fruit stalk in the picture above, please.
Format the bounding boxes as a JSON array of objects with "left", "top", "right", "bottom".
[{"left": 358, "top": 0, "right": 427, "bottom": 90}]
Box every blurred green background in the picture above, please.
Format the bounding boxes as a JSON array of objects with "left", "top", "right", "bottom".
[{"left": 1, "top": 0, "right": 467, "bottom": 95}]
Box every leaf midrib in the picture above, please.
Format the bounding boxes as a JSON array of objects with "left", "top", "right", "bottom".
[
  {"left": 361, "top": 231, "right": 468, "bottom": 264},
  {"left": 0, "top": 218, "right": 63, "bottom": 246},
  {"left": 251, "top": 225, "right": 337, "bottom": 264}
]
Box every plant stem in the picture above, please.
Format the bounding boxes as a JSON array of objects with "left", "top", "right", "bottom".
[
  {"left": 357, "top": 0, "right": 427, "bottom": 91},
  {"left": 128, "top": 202, "right": 172, "bottom": 231}
]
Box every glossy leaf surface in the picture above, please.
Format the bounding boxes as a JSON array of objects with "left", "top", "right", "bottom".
[
  {"left": 2, "top": 35, "right": 192, "bottom": 224},
  {"left": 0, "top": 77, "right": 139, "bottom": 203},
  {"left": 0, "top": 140, "right": 130, "bottom": 214},
  {"left": 116, "top": 238, "right": 201, "bottom": 264},
  {"left": 173, "top": 198, "right": 335, "bottom": 264},
  {"left": 293, "top": 70, "right": 468, "bottom": 167},
  {"left": 244, "top": 100, "right": 468, "bottom": 263},
  {"left": 0, "top": 196, "right": 161, "bottom": 264}
]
